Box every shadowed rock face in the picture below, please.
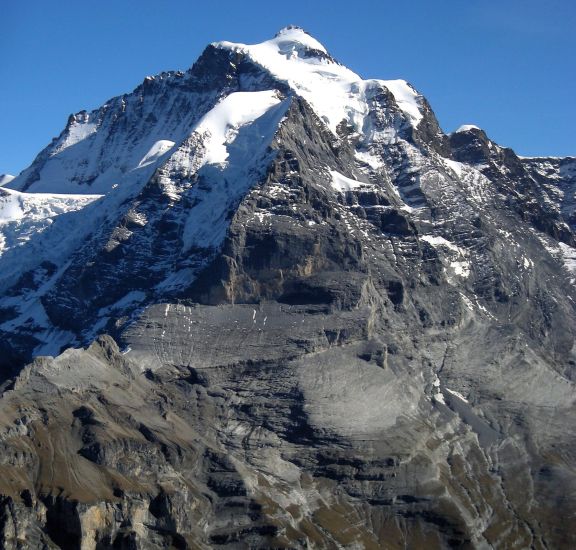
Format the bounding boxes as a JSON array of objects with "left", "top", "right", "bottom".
[{"left": 1, "top": 28, "right": 576, "bottom": 548}]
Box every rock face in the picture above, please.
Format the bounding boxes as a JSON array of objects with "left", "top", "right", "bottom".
[{"left": 1, "top": 27, "right": 576, "bottom": 548}]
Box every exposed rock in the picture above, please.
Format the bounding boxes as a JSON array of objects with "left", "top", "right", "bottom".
[{"left": 0, "top": 27, "right": 575, "bottom": 548}]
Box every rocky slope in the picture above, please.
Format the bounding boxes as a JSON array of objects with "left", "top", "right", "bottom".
[{"left": 0, "top": 27, "right": 575, "bottom": 548}]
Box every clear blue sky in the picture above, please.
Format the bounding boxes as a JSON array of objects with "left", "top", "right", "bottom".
[{"left": 1, "top": 0, "right": 574, "bottom": 176}]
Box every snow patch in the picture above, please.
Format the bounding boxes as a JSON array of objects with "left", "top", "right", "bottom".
[
  {"left": 178, "top": 94, "right": 290, "bottom": 253},
  {"left": 54, "top": 117, "right": 98, "bottom": 154},
  {"left": 194, "top": 91, "right": 283, "bottom": 166},
  {"left": 272, "top": 26, "right": 328, "bottom": 54},
  {"left": 421, "top": 235, "right": 460, "bottom": 253},
  {"left": 559, "top": 242, "right": 576, "bottom": 284},
  {"left": 329, "top": 170, "right": 365, "bottom": 192},
  {"left": 431, "top": 374, "right": 445, "bottom": 404},
  {"left": 459, "top": 293, "right": 474, "bottom": 311},
  {"left": 0, "top": 190, "right": 24, "bottom": 223},
  {"left": 454, "top": 124, "right": 480, "bottom": 133},
  {"left": 138, "top": 140, "right": 175, "bottom": 167},
  {"left": 0, "top": 175, "right": 15, "bottom": 186},
  {"left": 380, "top": 79, "right": 423, "bottom": 124},
  {"left": 355, "top": 150, "right": 384, "bottom": 170},
  {"left": 450, "top": 260, "right": 471, "bottom": 278},
  {"left": 445, "top": 388, "right": 469, "bottom": 403},
  {"left": 443, "top": 158, "right": 465, "bottom": 178},
  {"left": 0, "top": 187, "right": 102, "bottom": 254},
  {"left": 421, "top": 234, "right": 470, "bottom": 279}
]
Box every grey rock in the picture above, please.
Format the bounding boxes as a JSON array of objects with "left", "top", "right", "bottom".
[{"left": 0, "top": 28, "right": 575, "bottom": 548}]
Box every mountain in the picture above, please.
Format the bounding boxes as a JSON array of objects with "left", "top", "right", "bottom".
[
  {"left": 0, "top": 174, "right": 15, "bottom": 186},
  {"left": 0, "top": 26, "right": 575, "bottom": 548}
]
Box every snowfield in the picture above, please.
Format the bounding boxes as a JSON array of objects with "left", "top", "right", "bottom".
[
  {"left": 0, "top": 174, "right": 15, "bottom": 186},
  {"left": 214, "top": 27, "right": 425, "bottom": 134},
  {"left": 0, "top": 187, "right": 102, "bottom": 254}
]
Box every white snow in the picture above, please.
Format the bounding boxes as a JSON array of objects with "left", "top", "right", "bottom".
[
  {"left": 6, "top": 72, "right": 225, "bottom": 195},
  {"left": 138, "top": 140, "right": 175, "bottom": 167},
  {"left": 454, "top": 124, "right": 481, "bottom": 133},
  {"left": 517, "top": 155, "right": 569, "bottom": 161},
  {"left": 0, "top": 187, "right": 102, "bottom": 253},
  {"left": 194, "top": 91, "right": 283, "bottom": 166},
  {"left": 430, "top": 375, "right": 446, "bottom": 404},
  {"left": 355, "top": 150, "right": 384, "bottom": 170},
  {"left": 421, "top": 234, "right": 470, "bottom": 279},
  {"left": 420, "top": 234, "right": 461, "bottom": 253},
  {"left": 0, "top": 166, "right": 154, "bottom": 355},
  {"left": 441, "top": 158, "right": 493, "bottom": 204},
  {"left": 450, "top": 260, "right": 471, "bottom": 278},
  {"left": 445, "top": 388, "right": 469, "bottom": 403},
  {"left": 7, "top": 29, "right": 426, "bottom": 200},
  {"left": 536, "top": 233, "right": 576, "bottom": 286},
  {"left": 54, "top": 119, "right": 98, "bottom": 154},
  {"left": 213, "top": 27, "right": 424, "bottom": 135},
  {"left": 443, "top": 158, "right": 465, "bottom": 178},
  {"left": 269, "top": 26, "right": 328, "bottom": 53},
  {"left": 0, "top": 174, "right": 15, "bottom": 186},
  {"left": 434, "top": 392, "right": 446, "bottom": 405},
  {"left": 0, "top": 190, "right": 24, "bottom": 222},
  {"left": 558, "top": 242, "right": 576, "bottom": 284},
  {"left": 164, "top": 91, "right": 290, "bottom": 261},
  {"left": 459, "top": 293, "right": 475, "bottom": 311},
  {"left": 380, "top": 79, "right": 423, "bottom": 123},
  {"left": 329, "top": 169, "right": 365, "bottom": 192}
]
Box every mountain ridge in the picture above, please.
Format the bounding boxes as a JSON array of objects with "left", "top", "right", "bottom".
[{"left": 0, "top": 27, "right": 575, "bottom": 548}]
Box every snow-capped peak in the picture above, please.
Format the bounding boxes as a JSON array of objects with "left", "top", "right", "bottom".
[
  {"left": 454, "top": 124, "right": 481, "bottom": 134},
  {"left": 6, "top": 29, "right": 425, "bottom": 198},
  {"left": 272, "top": 26, "right": 328, "bottom": 54},
  {"left": 213, "top": 29, "right": 424, "bottom": 135},
  {"left": 215, "top": 26, "right": 330, "bottom": 61}
]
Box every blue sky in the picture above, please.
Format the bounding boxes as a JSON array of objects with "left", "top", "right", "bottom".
[{"left": 1, "top": 0, "right": 574, "bottom": 175}]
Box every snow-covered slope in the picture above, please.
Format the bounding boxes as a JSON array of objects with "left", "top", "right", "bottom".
[
  {"left": 6, "top": 27, "right": 427, "bottom": 198},
  {"left": 5, "top": 72, "right": 220, "bottom": 194},
  {"left": 0, "top": 187, "right": 101, "bottom": 254},
  {"left": 0, "top": 174, "right": 15, "bottom": 186},
  {"left": 214, "top": 26, "right": 424, "bottom": 133}
]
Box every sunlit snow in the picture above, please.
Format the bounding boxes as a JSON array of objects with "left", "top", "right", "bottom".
[
  {"left": 213, "top": 27, "right": 424, "bottom": 135},
  {"left": 329, "top": 169, "right": 365, "bottom": 192},
  {"left": 454, "top": 124, "right": 481, "bottom": 133},
  {"left": 138, "top": 140, "right": 175, "bottom": 168},
  {"left": 194, "top": 90, "right": 283, "bottom": 166},
  {"left": 0, "top": 187, "right": 102, "bottom": 253},
  {"left": 0, "top": 174, "right": 15, "bottom": 186}
]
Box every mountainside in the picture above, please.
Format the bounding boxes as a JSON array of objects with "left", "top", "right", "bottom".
[
  {"left": 1, "top": 27, "right": 576, "bottom": 549},
  {"left": 0, "top": 175, "right": 15, "bottom": 186}
]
